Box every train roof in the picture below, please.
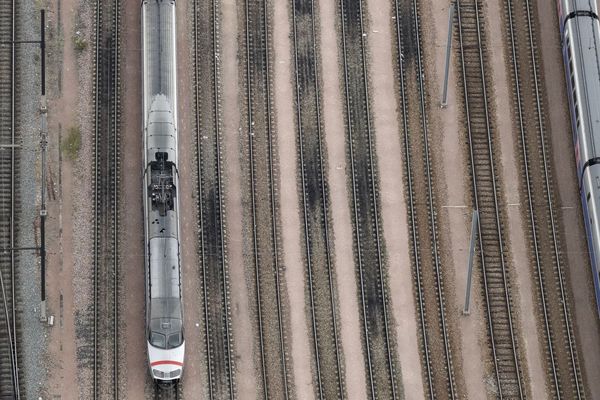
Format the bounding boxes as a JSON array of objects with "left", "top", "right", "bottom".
[
  {"left": 559, "top": 0, "right": 598, "bottom": 17},
  {"left": 142, "top": 0, "right": 177, "bottom": 132},
  {"left": 565, "top": 14, "right": 600, "bottom": 161},
  {"left": 149, "top": 237, "right": 180, "bottom": 299}
]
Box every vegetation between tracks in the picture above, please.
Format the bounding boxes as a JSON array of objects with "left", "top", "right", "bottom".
[{"left": 62, "top": 125, "right": 81, "bottom": 161}]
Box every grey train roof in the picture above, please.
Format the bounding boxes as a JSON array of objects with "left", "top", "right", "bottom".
[
  {"left": 146, "top": 94, "right": 177, "bottom": 166},
  {"left": 142, "top": 0, "right": 176, "bottom": 104},
  {"left": 142, "top": 0, "right": 182, "bottom": 346},
  {"left": 563, "top": 8, "right": 600, "bottom": 163},
  {"left": 149, "top": 236, "right": 181, "bottom": 322},
  {"left": 559, "top": 0, "right": 598, "bottom": 15},
  {"left": 143, "top": 0, "right": 177, "bottom": 165}
]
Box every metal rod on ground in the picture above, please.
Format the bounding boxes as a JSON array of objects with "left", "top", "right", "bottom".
[
  {"left": 463, "top": 209, "right": 478, "bottom": 315},
  {"left": 441, "top": 2, "right": 455, "bottom": 108},
  {"left": 40, "top": 9, "right": 47, "bottom": 322},
  {"left": 40, "top": 107, "right": 47, "bottom": 322},
  {"left": 41, "top": 10, "right": 45, "bottom": 96}
]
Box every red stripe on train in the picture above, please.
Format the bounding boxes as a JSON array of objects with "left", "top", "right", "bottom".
[{"left": 150, "top": 360, "right": 184, "bottom": 367}]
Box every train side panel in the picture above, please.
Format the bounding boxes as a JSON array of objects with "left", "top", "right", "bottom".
[
  {"left": 141, "top": 0, "right": 184, "bottom": 382},
  {"left": 581, "top": 166, "right": 600, "bottom": 317},
  {"left": 559, "top": 0, "right": 600, "bottom": 318}
]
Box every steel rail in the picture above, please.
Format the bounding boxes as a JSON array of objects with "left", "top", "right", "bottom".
[
  {"left": 9, "top": 0, "right": 18, "bottom": 394},
  {"left": 391, "top": 0, "right": 433, "bottom": 395},
  {"left": 112, "top": 0, "right": 120, "bottom": 397},
  {"left": 392, "top": 0, "right": 457, "bottom": 397},
  {"left": 0, "top": 268, "right": 17, "bottom": 398},
  {"left": 523, "top": 0, "right": 582, "bottom": 392},
  {"left": 505, "top": 0, "right": 582, "bottom": 396},
  {"left": 504, "top": 0, "right": 558, "bottom": 394},
  {"left": 290, "top": 0, "right": 323, "bottom": 395},
  {"left": 0, "top": 0, "right": 20, "bottom": 396},
  {"left": 244, "top": 0, "right": 292, "bottom": 396},
  {"left": 155, "top": 382, "right": 182, "bottom": 400},
  {"left": 193, "top": 0, "right": 215, "bottom": 395},
  {"left": 292, "top": 0, "right": 344, "bottom": 399},
  {"left": 290, "top": 0, "right": 344, "bottom": 397},
  {"left": 337, "top": 0, "right": 374, "bottom": 394},
  {"left": 0, "top": 2, "right": 19, "bottom": 394},
  {"left": 93, "top": 0, "right": 120, "bottom": 397},
  {"left": 410, "top": 0, "right": 457, "bottom": 394},
  {"left": 262, "top": 0, "right": 290, "bottom": 394},
  {"left": 408, "top": 5, "right": 458, "bottom": 395},
  {"left": 244, "top": 0, "right": 269, "bottom": 394},
  {"left": 211, "top": 0, "right": 235, "bottom": 394},
  {"left": 455, "top": 0, "right": 523, "bottom": 398},
  {"left": 356, "top": 2, "right": 398, "bottom": 396},
  {"left": 93, "top": 0, "right": 101, "bottom": 396},
  {"left": 193, "top": 0, "right": 234, "bottom": 394},
  {"left": 338, "top": 0, "right": 397, "bottom": 396}
]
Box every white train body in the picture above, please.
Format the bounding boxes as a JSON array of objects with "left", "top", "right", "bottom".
[
  {"left": 558, "top": 0, "right": 600, "bottom": 317},
  {"left": 141, "top": 0, "right": 184, "bottom": 382}
]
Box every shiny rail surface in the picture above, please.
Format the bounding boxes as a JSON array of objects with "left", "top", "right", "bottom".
[
  {"left": 93, "top": 0, "right": 121, "bottom": 397},
  {"left": 392, "top": 0, "right": 457, "bottom": 397},
  {"left": 0, "top": 0, "right": 20, "bottom": 396},
  {"left": 290, "top": 0, "right": 345, "bottom": 396},
  {"left": 456, "top": 0, "right": 524, "bottom": 398},
  {"left": 338, "top": 0, "right": 399, "bottom": 396},
  {"left": 503, "top": 0, "right": 584, "bottom": 397},
  {"left": 243, "top": 0, "right": 291, "bottom": 396},
  {"left": 193, "top": 0, "right": 235, "bottom": 396}
]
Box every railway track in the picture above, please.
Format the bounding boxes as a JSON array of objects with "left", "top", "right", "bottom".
[
  {"left": 290, "top": 0, "right": 345, "bottom": 397},
  {"left": 154, "top": 382, "right": 183, "bottom": 400},
  {"left": 502, "top": 0, "right": 584, "bottom": 397},
  {"left": 192, "top": 0, "right": 235, "bottom": 397},
  {"left": 337, "top": 0, "right": 399, "bottom": 397},
  {"left": 0, "top": 0, "right": 21, "bottom": 398},
  {"left": 93, "top": 0, "right": 121, "bottom": 398},
  {"left": 242, "top": 0, "right": 292, "bottom": 396},
  {"left": 455, "top": 0, "right": 525, "bottom": 397},
  {"left": 392, "top": 0, "right": 458, "bottom": 398}
]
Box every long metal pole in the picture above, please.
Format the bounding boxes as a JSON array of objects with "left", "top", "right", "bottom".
[
  {"left": 41, "top": 9, "right": 45, "bottom": 96},
  {"left": 463, "top": 210, "right": 478, "bottom": 315},
  {"left": 40, "top": 9, "right": 48, "bottom": 322},
  {"left": 441, "top": 3, "right": 454, "bottom": 108}
]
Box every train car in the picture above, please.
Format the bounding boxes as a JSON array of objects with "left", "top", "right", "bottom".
[
  {"left": 141, "top": 0, "right": 185, "bottom": 381},
  {"left": 558, "top": 0, "right": 600, "bottom": 317}
]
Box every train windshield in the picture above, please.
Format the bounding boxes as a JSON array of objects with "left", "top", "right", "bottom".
[
  {"left": 168, "top": 332, "right": 183, "bottom": 348},
  {"left": 149, "top": 305, "right": 183, "bottom": 349},
  {"left": 150, "top": 332, "right": 166, "bottom": 348},
  {"left": 150, "top": 331, "right": 182, "bottom": 349}
]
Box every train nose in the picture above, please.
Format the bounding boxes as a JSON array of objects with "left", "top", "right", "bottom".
[
  {"left": 148, "top": 342, "right": 185, "bottom": 381},
  {"left": 151, "top": 365, "right": 182, "bottom": 381}
]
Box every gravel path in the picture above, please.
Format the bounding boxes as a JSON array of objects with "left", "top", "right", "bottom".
[
  {"left": 17, "top": 0, "right": 46, "bottom": 398},
  {"left": 41, "top": 0, "right": 96, "bottom": 397}
]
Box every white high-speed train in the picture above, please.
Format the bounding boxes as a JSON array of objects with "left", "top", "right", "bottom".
[
  {"left": 142, "top": 0, "right": 184, "bottom": 381},
  {"left": 558, "top": 0, "right": 600, "bottom": 317}
]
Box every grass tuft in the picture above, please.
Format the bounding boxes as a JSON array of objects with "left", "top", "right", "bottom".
[
  {"left": 62, "top": 126, "right": 81, "bottom": 161},
  {"left": 73, "top": 35, "right": 87, "bottom": 52}
]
